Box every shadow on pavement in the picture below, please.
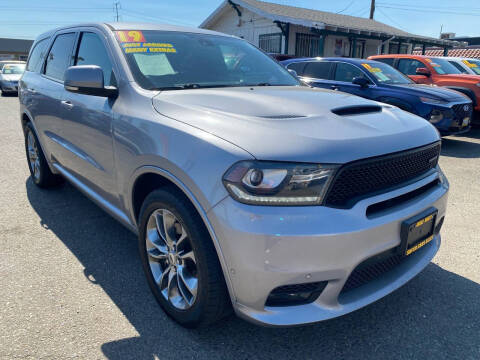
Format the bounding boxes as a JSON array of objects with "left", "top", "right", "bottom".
[
  {"left": 26, "top": 178, "right": 480, "bottom": 360},
  {"left": 441, "top": 128, "right": 480, "bottom": 158}
]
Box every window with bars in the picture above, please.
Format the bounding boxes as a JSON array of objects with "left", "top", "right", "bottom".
[
  {"left": 259, "top": 33, "right": 282, "bottom": 54},
  {"left": 295, "top": 33, "right": 322, "bottom": 57}
]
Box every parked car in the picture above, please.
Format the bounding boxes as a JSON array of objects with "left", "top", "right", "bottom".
[
  {"left": 0, "top": 60, "right": 25, "bottom": 72},
  {"left": 443, "top": 57, "right": 480, "bottom": 76},
  {"left": 282, "top": 57, "right": 472, "bottom": 135},
  {"left": 20, "top": 23, "right": 449, "bottom": 328},
  {"left": 0, "top": 62, "right": 25, "bottom": 95},
  {"left": 368, "top": 54, "right": 480, "bottom": 116}
]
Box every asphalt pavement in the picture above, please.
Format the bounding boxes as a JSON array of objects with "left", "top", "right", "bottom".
[{"left": 0, "top": 94, "right": 479, "bottom": 360}]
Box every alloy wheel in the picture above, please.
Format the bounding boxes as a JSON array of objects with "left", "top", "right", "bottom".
[
  {"left": 27, "top": 130, "right": 40, "bottom": 181},
  {"left": 145, "top": 209, "right": 198, "bottom": 310}
]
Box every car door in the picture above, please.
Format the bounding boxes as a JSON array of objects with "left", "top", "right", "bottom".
[
  {"left": 397, "top": 58, "right": 433, "bottom": 85},
  {"left": 34, "top": 31, "right": 77, "bottom": 162},
  {"left": 331, "top": 62, "right": 376, "bottom": 99},
  {"left": 298, "top": 61, "right": 335, "bottom": 89},
  {"left": 58, "top": 29, "right": 119, "bottom": 206}
]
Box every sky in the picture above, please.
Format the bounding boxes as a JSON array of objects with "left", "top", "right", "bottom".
[{"left": 0, "top": 0, "right": 479, "bottom": 40}]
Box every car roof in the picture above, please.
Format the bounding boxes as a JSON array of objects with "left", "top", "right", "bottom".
[
  {"left": 36, "top": 22, "right": 233, "bottom": 41},
  {"left": 282, "top": 57, "right": 380, "bottom": 65},
  {"left": 0, "top": 60, "right": 25, "bottom": 63},
  {"left": 441, "top": 56, "right": 480, "bottom": 61},
  {"left": 369, "top": 54, "right": 431, "bottom": 59}
]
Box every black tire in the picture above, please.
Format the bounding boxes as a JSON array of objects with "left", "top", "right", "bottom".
[
  {"left": 138, "top": 188, "right": 231, "bottom": 328},
  {"left": 24, "top": 122, "right": 63, "bottom": 188}
]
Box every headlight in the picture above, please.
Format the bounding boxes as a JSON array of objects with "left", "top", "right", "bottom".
[
  {"left": 429, "top": 109, "right": 444, "bottom": 123},
  {"left": 476, "top": 83, "right": 480, "bottom": 87},
  {"left": 420, "top": 96, "right": 447, "bottom": 104},
  {"left": 222, "top": 161, "right": 339, "bottom": 206}
]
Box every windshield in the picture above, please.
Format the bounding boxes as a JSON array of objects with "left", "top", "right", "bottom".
[
  {"left": 361, "top": 62, "right": 413, "bottom": 85},
  {"left": 462, "top": 59, "right": 480, "bottom": 75},
  {"left": 427, "top": 57, "right": 461, "bottom": 75},
  {"left": 115, "top": 30, "right": 299, "bottom": 90},
  {"left": 1, "top": 64, "right": 25, "bottom": 74}
]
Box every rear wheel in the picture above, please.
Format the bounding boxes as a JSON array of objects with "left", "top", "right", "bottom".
[
  {"left": 138, "top": 188, "right": 231, "bottom": 327},
  {"left": 24, "top": 122, "right": 63, "bottom": 188}
]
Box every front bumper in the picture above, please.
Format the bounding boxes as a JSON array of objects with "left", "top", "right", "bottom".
[
  {"left": 430, "top": 101, "right": 473, "bottom": 135},
  {"left": 208, "top": 171, "right": 448, "bottom": 326},
  {"left": 0, "top": 82, "right": 18, "bottom": 93}
]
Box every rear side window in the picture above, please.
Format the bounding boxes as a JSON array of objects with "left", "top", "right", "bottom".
[
  {"left": 374, "top": 58, "right": 394, "bottom": 66},
  {"left": 75, "top": 32, "right": 115, "bottom": 86},
  {"left": 303, "top": 62, "right": 332, "bottom": 79},
  {"left": 44, "top": 33, "right": 76, "bottom": 81},
  {"left": 334, "top": 63, "right": 365, "bottom": 82},
  {"left": 397, "top": 59, "right": 425, "bottom": 75},
  {"left": 449, "top": 61, "right": 468, "bottom": 73},
  {"left": 26, "top": 38, "right": 49, "bottom": 72},
  {"left": 286, "top": 62, "right": 306, "bottom": 75}
]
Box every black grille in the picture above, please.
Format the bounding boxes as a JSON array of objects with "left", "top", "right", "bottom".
[
  {"left": 270, "top": 282, "right": 324, "bottom": 295},
  {"left": 324, "top": 142, "right": 441, "bottom": 208},
  {"left": 341, "top": 241, "right": 433, "bottom": 294},
  {"left": 266, "top": 281, "right": 328, "bottom": 307},
  {"left": 452, "top": 103, "right": 472, "bottom": 122}
]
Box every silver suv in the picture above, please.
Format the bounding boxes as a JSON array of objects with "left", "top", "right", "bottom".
[{"left": 20, "top": 23, "right": 449, "bottom": 328}]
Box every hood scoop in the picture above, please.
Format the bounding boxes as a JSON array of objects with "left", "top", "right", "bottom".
[
  {"left": 257, "top": 114, "right": 307, "bottom": 119},
  {"left": 332, "top": 105, "right": 382, "bottom": 116}
]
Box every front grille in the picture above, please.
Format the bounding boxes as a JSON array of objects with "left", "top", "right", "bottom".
[
  {"left": 452, "top": 103, "right": 472, "bottom": 122},
  {"left": 324, "top": 142, "right": 441, "bottom": 208},
  {"left": 341, "top": 241, "right": 433, "bottom": 294}
]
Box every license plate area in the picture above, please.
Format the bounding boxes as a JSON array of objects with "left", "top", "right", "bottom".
[{"left": 400, "top": 207, "right": 437, "bottom": 256}]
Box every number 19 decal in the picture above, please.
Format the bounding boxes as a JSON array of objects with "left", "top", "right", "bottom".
[{"left": 116, "top": 30, "right": 146, "bottom": 42}]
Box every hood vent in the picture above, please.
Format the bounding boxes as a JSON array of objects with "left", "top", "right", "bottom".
[
  {"left": 332, "top": 105, "right": 382, "bottom": 116},
  {"left": 257, "top": 114, "right": 307, "bottom": 119}
]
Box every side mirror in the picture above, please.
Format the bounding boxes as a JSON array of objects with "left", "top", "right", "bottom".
[
  {"left": 64, "top": 65, "right": 118, "bottom": 97},
  {"left": 288, "top": 68, "right": 298, "bottom": 78},
  {"left": 415, "top": 67, "right": 431, "bottom": 77},
  {"left": 352, "top": 76, "right": 370, "bottom": 88}
]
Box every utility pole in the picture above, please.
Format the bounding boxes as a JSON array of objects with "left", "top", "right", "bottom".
[
  {"left": 114, "top": 1, "right": 121, "bottom": 22},
  {"left": 369, "top": 0, "right": 375, "bottom": 19}
]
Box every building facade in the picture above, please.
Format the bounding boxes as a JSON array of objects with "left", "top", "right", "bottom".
[
  {"left": 0, "top": 38, "right": 33, "bottom": 61},
  {"left": 201, "top": 0, "right": 454, "bottom": 59}
]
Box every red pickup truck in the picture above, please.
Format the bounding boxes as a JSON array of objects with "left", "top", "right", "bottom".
[{"left": 368, "top": 55, "right": 480, "bottom": 114}]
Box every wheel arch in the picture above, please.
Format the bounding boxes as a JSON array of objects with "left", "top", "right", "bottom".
[
  {"left": 377, "top": 96, "right": 415, "bottom": 114},
  {"left": 128, "top": 166, "right": 236, "bottom": 302}
]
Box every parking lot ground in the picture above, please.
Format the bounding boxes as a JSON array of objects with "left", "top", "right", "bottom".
[{"left": 0, "top": 95, "right": 479, "bottom": 360}]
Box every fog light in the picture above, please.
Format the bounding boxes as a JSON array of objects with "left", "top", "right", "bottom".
[
  {"left": 265, "top": 281, "right": 327, "bottom": 307},
  {"left": 429, "top": 110, "right": 444, "bottom": 123}
]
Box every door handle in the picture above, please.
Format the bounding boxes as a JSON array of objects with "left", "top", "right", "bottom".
[
  {"left": 331, "top": 85, "right": 338, "bottom": 91},
  {"left": 27, "top": 88, "right": 37, "bottom": 94},
  {"left": 61, "top": 100, "right": 74, "bottom": 109}
]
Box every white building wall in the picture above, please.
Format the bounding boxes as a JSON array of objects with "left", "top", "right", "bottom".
[
  {"left": 209, "top": 7, "right": 283, "bottom": 50},
  {"left": 206, "top": 7, "right": 388, "bottom": 58}
]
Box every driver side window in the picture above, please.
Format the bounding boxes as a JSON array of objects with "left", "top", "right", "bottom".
[
  {"left": 397, "top": 59, "right": 425, "bottom": 75},
  {"left": 75, "top": 32, "right": 115, "bottom": 86},
  {"left": 334, "top": 63, "right": 365, "bottom": 83}
]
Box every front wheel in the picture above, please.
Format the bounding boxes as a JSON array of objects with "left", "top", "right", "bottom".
[{"left": 138, "top": 188, "right": 231, "bottom": 327}]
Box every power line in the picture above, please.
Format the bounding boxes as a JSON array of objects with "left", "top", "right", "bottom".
[
  {"left": 376, "top": 7, "right": 408, "bottom": 32},
  {"left": 121, "top": 8, "right": 196, "bottom": 26},
  {"left": 377, "top": 2, "right": 480, "bottom": 11},
  {"left": 377, "top": 5, "right": 480, "bottom": 16},
  {"left": 0, "top": 7, "right": 111, "bottom": 11},
  {"left": 336, "top": 0, "right": 355, "bottom": 14}
]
